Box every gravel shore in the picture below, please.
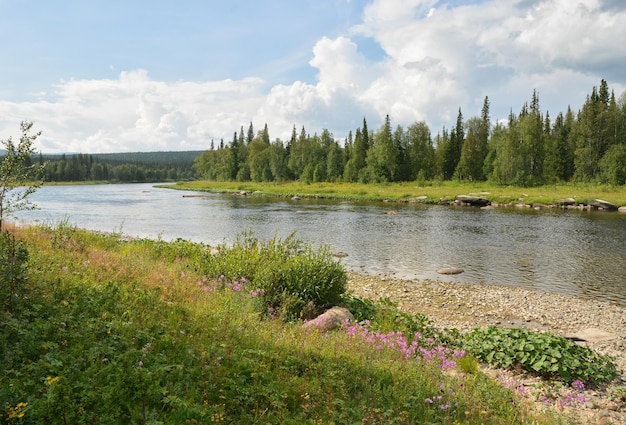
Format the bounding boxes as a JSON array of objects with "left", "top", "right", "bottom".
[{"left": 346, "top": 272, "right": 626, "bottom": 423}]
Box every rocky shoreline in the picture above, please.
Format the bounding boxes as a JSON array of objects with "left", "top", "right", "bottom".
[{"left": 346, "top": 272, "right": 626, "bottom": 423}]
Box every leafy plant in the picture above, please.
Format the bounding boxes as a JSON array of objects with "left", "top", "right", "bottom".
[{"left": 462, "top": 326, "right": 617, "bottom": 385}]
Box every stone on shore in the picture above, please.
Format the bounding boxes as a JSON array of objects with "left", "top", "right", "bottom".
[
  {"left": 303, "top": 307, "right": 353, "bottom": 332},
  {"left": 591, "top": 199, "right": 618, "bottom": 211},
  {"left": 565, "top": 327, "right": 619, "bottom": 343},
  {"left": 556, "top": 197, "right": 576, "bottom": 206},
  {"left": 455, "top": 195, "right": 491, "bottom": 207}
]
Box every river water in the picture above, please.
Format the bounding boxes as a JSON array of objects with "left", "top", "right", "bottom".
[{"left": 13, "top": 183, "right": 626, "bottom": 305}]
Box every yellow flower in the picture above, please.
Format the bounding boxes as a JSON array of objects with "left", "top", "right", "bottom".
[
  {"left": 45, "top": 376, "right": 60, "bottom": 386},
  {"left": 5, "top": 402, "right": 28, "bottom": 419}
]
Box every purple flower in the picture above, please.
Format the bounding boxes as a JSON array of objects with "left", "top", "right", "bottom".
[{"left": 572, "top": 379, "right": 585, "bottom": 391}]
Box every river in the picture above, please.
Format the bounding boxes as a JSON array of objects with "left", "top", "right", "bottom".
[{"left": 13, "top": 183, "right": 626, "bottom": 306}]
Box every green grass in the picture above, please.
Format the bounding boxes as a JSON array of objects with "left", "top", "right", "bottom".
[
  {"left": 162, "top": 180, "right": 626, "bottom": 207},
  {"left": 0, "top": 224, "right": 581, "bottom": 424}
]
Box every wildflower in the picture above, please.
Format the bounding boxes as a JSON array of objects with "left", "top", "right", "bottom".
[
  {"left": 267, "top": 307, "right": 277, "bottom": 319},
  {"left": 5, "top": 402, "right": 28, "bottom": 420},
  {"left": 250, "top": 288, "right": 264, "bottom": 297},
  {"left": 45, "top": 376, "right": 60, "bottom": 386},
  {"left": 571, "top": 379, "right": 585, "bottom": 391}
]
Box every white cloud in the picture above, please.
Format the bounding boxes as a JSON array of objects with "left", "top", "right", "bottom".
[
  {"left": 1, "top": 0, "right": 625, "bottom": 153},
  {"left": 0, "top": 70, "right": 266, "bottom": 153}
]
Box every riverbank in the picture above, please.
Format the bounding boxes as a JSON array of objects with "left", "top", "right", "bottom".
[
  {"left": 346, "top": 272, "right": 626, "bottom": 423},
  {"left": 6, "top": 225, "right": 576, "bottom": 424},
  {"left": 164, "top": 180, "right": 626, "bottom": 210}
]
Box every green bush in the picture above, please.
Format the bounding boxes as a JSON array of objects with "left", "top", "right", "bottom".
[
  {"left": 202, "top": 232, "right": 347, "bottom": 320},
  {"left": 462, "top": 326, "right": 617, "bottom": 385}
]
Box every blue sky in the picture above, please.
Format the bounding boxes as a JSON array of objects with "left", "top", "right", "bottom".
[{"left": 1, "top": 0, "right": 625, "bottom": 153}]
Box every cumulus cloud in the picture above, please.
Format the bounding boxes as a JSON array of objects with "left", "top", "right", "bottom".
[
  {"left": 1, "top": 0, "right": 625, "bottom": 152},
  {"left": 262, "top": 0, "right": 626, "bottom": 140},
  {"left": 0, "top": 70, "right": 266, "bottom": 153}
]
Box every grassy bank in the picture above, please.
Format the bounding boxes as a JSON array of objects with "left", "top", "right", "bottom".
[
  {"left": 163, "top": 180, "right": 626, "bottom": 207},
  {"left": 2, "top": 225, "right": 609, "bottom": 424}
]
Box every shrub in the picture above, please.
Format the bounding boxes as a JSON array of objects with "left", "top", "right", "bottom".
[
  {"left": 462, "top": 326, "right": 617, "bottom": 385},
  {"left": 202, "top": 232, "right": 347, "bottom": 320}
]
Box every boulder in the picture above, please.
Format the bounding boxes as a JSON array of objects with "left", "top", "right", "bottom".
[
  {"left": 590, "top": 199, "right": 618, "bottom": 211},
  {"left": 303, "top": 307, "right": 353, "bottom": 332},
  {"left": 619, "top": 206, "right": 626, "bottom": 213},
  {"left": 455, "top": 195, "right": 490, "bottom": 207}
]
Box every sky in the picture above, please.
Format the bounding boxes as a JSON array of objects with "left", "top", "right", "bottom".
[{"left": 1, "top": 0, "right": 625, "bottom": 153}]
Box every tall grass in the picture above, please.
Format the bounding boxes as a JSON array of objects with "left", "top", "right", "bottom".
[{"left": 0, "top": 224, "right": 576, "bottom": 424}]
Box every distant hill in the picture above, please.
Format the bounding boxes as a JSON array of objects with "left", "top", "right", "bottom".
[{"left": 40, "top": 150, "right": 204, "bottom": 166}]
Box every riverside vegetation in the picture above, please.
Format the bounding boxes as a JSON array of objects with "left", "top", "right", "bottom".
[
  {"left": 1, "top": 224, "right": 619, "bottom": 424},
  {"left": 166, "top": 179, "right": 626, "bottom": 208}
]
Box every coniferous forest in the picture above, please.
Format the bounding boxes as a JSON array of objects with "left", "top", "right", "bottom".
[
  {"left": 39, "top": 151, "right": 200, "bottom": 183},
  {"left": 194, "top": 80, "right": 626, "bottom": 187}
]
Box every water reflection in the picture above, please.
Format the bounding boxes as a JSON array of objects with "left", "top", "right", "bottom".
[{"left": 15, "top": 183, "right": 626, "bottom": 305}]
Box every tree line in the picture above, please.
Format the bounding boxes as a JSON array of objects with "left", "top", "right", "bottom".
[
  {"left": 39, "top": 151, "right": 200, "bottom": 183},
  {"left": 194, "top": 79, "right": 626, "bottom": 186}
]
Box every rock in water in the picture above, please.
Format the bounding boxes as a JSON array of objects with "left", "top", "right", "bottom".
[{"left": 436, "top": 267, "right": 464, "bottom": 275}]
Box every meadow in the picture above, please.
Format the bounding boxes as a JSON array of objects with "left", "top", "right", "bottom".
[
  {"left": 166, "top": 180, "right": 626, "bottom": 207},
  {"left": 1, "top": 224, "right": 616, "bottom": 424}
]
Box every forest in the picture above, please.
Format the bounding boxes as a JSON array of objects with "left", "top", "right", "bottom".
[
  {"left": 39, "top": 151, "right": 201, "bottom": 182},
  {"left": 194, "top": 79, "right": 626, "bottom": 187}
]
